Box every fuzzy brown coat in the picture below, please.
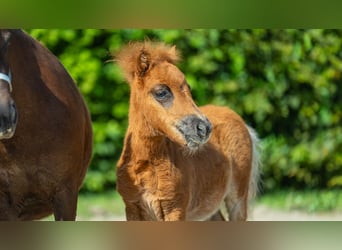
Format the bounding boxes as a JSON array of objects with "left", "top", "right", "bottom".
[
  {"left": 0, "top": 30, "right": 92, "bottom": 220},
  {"left": 116, "top": 41, "right": 260, "bottom": 221}
]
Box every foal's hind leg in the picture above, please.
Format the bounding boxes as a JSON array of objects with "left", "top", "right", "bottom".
[
  {"left": 53, "top": 186, "right": 78, "bottom": 221},
  {"left": 207, "top": 202, "right": 229, "bottom": 221},
  {"left": 207, "top": 210, "right": 226, "bottom": 221},
  {"left": 206, "top": 197, "right": 247, "bottom": 221},
  {"left": 224, "top": 195, "right": 248, "bottom": 221}
]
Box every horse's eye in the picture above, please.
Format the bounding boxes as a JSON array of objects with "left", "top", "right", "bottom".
[
  {"left": 155, "top": 89, "right": 169, "bottom": 99},
  {"left": 152, "top": 85, "right": 173, "bottom": 103}
]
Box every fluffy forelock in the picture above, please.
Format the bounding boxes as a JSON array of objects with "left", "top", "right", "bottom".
[{"left": 115, "top": 41, "right": 181, "bottom": 83}]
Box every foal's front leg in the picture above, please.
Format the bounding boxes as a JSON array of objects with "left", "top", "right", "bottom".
[
  {"left": 157, "top": 200, "right": 186, "bottom": 221},
  {"left": 125, "top": 200, "right": 185, "bottom": 221},
  {"left": 125, "top": 202, "right": 144, "bottom": 220}
]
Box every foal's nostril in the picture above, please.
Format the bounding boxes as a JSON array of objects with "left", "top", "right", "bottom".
[
  {"left": 196, "top": 122, "right": 206, "bottom": 137},
  {"left": 196, "top": 119, "right": 211, "bottom": 139}
]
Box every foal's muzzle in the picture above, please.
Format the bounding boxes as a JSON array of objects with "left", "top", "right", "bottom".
[{"left": 176, "top": 115, "right": 212, "bottom": 149}]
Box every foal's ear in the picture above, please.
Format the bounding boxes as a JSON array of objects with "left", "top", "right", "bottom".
[
  {"left": 170, "top": 45, "right": 176, "bottom": 55},
  {"left": 138, "top": 50, "right": 150, "bottom": 77}
]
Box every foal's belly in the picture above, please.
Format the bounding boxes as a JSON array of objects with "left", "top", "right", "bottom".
[
  {"left": 186, "top": 185, "right": 227, "bottom": 221},
  {"left": 182, "top": 153, "right": 230, "bottom": 220}
]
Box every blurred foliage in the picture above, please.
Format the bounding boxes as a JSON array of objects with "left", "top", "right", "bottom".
[{"left": 26, "top": 29, "right": 342, "bottom": 193}]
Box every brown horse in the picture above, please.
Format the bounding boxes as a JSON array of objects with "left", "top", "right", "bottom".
[
  {"left": 115, "top": 41, "right": 261, "bottom": 221},
  {"left": 0, "top": 29, "right": 92, "bottom": 220}
]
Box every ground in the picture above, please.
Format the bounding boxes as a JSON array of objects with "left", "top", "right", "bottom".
[
  {"left": 250, "top": 204, "right": 342, "bottom": 221},
  {"left": 43, "top": 191, "right": 342, "bottom": 221},
  {"left": 75, "top": 203, "right": 342, "bottom": 221}
]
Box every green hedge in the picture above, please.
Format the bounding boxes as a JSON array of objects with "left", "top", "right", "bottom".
[{"left": 27, "top": 29, "right": 342, "bottom": 193}]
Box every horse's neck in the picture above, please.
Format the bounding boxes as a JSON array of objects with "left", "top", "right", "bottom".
[
  {"left": 126, "top": 111, "right": 168, "bottom": 161},
  {"left": 126, "top": 89, "right": 173, "bottom": 160},
  {"left": 128, "top": 126, "right": 167, "bottom": 158}
]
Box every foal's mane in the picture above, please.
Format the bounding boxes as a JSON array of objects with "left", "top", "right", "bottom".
[{"left": 116, "top": 41, "right": 181, "bottom": 83}]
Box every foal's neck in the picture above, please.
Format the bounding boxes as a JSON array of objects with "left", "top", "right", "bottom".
[
  {"left": 127, "top": 103, "right": 168, "bottom": 160},
  {"left": 129, "top": 133, "right": 168, "bottom": 165}
]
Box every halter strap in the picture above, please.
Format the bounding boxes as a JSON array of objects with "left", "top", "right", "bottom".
[{"left": 0, "top": 71, "right": 12, "bottom": 92}]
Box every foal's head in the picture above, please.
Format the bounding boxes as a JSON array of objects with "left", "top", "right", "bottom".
[
  {"left": 117, "top": 42, "right": 211, "bottom": 151},
  {"left": 0, "top": 30, "right": 17, "bottom": 139}
]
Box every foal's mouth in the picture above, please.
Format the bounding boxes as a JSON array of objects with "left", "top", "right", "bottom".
[{"left": 176, "top": 115, "right": 212, "bottom": 150}]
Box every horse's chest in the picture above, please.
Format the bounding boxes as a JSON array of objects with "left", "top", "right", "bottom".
[
  {"left": 137, "top": 162, "right": 180, "bottom": 197},
  {"left": 118, "top": 160, "right": 180, "bottom": 201}
]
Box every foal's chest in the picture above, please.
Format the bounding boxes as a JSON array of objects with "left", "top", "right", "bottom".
[{"left": 118, "top": 159, "right": 181, "bottom": 200}]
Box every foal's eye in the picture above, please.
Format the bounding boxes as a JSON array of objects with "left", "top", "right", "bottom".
[
  {"left": 152, "top": 85, "right": 173, "bottom": 106},
  {"left": 155, "top": 89, "right": 169, "bottom": 99}
]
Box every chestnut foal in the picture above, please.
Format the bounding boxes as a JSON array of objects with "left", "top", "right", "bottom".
[{"left": 116, "top": 42, "right": 260, "bottom": 221}]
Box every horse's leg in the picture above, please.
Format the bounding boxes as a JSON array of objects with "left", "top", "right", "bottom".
[
  {"left": 0, "top": 192, "right": 16, "bottom": 220},
  {"left": 224, "top": 143, "right": 251, "bottom": 221},
  {"left": 158, "top": 200, "right": 186, "bottom": 221},
  {"left": 53, "top": 187, "right": 78, "bottom": 221},
  {"left": 125, "top": 200, "right": 185, "bottom": 221},
  {"left": 207, "top": 210, "right": 226, "bottom": 221},
  {"left": 124, "top": 202, "right": 144, "bottom": 221},
  {"left": 224, "top": 195, "right": 248, "bottom": 221}
]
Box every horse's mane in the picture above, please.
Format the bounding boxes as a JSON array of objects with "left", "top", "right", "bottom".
[{"left": 116, "top": 41, "right": 181, "bottom": 83}]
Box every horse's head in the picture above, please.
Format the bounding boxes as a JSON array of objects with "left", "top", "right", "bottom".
[
  {"left": 117, "top": 42, "right": 212, "bottom": 151},
  {"left": 0, "top": 30, "right": 17, "bottom": 139}
]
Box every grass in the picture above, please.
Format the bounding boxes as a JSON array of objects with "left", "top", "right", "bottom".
[
  {"left": 43, "top": 191, "right": 125, "bottom": 221},
  {"left": 256, "top": 189, "right": 342, "bottom": 213},
  {"left": 76, "top": 191, "right": 125, "bottom": 220},
  {"left": 43, "top": 189, "right": 342, "bottom": 220}
]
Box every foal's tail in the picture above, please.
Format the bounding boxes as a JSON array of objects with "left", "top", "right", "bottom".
[{"left": 246, "top": 126, "right": 261, "bottom": 201}]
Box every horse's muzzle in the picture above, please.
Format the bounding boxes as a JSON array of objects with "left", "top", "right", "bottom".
[
  {"left": 176, "top": 115, "right": 212, "bottom": 149},
  {"left": 0, "top": 99, "right": 17, "bottom": 139}
]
